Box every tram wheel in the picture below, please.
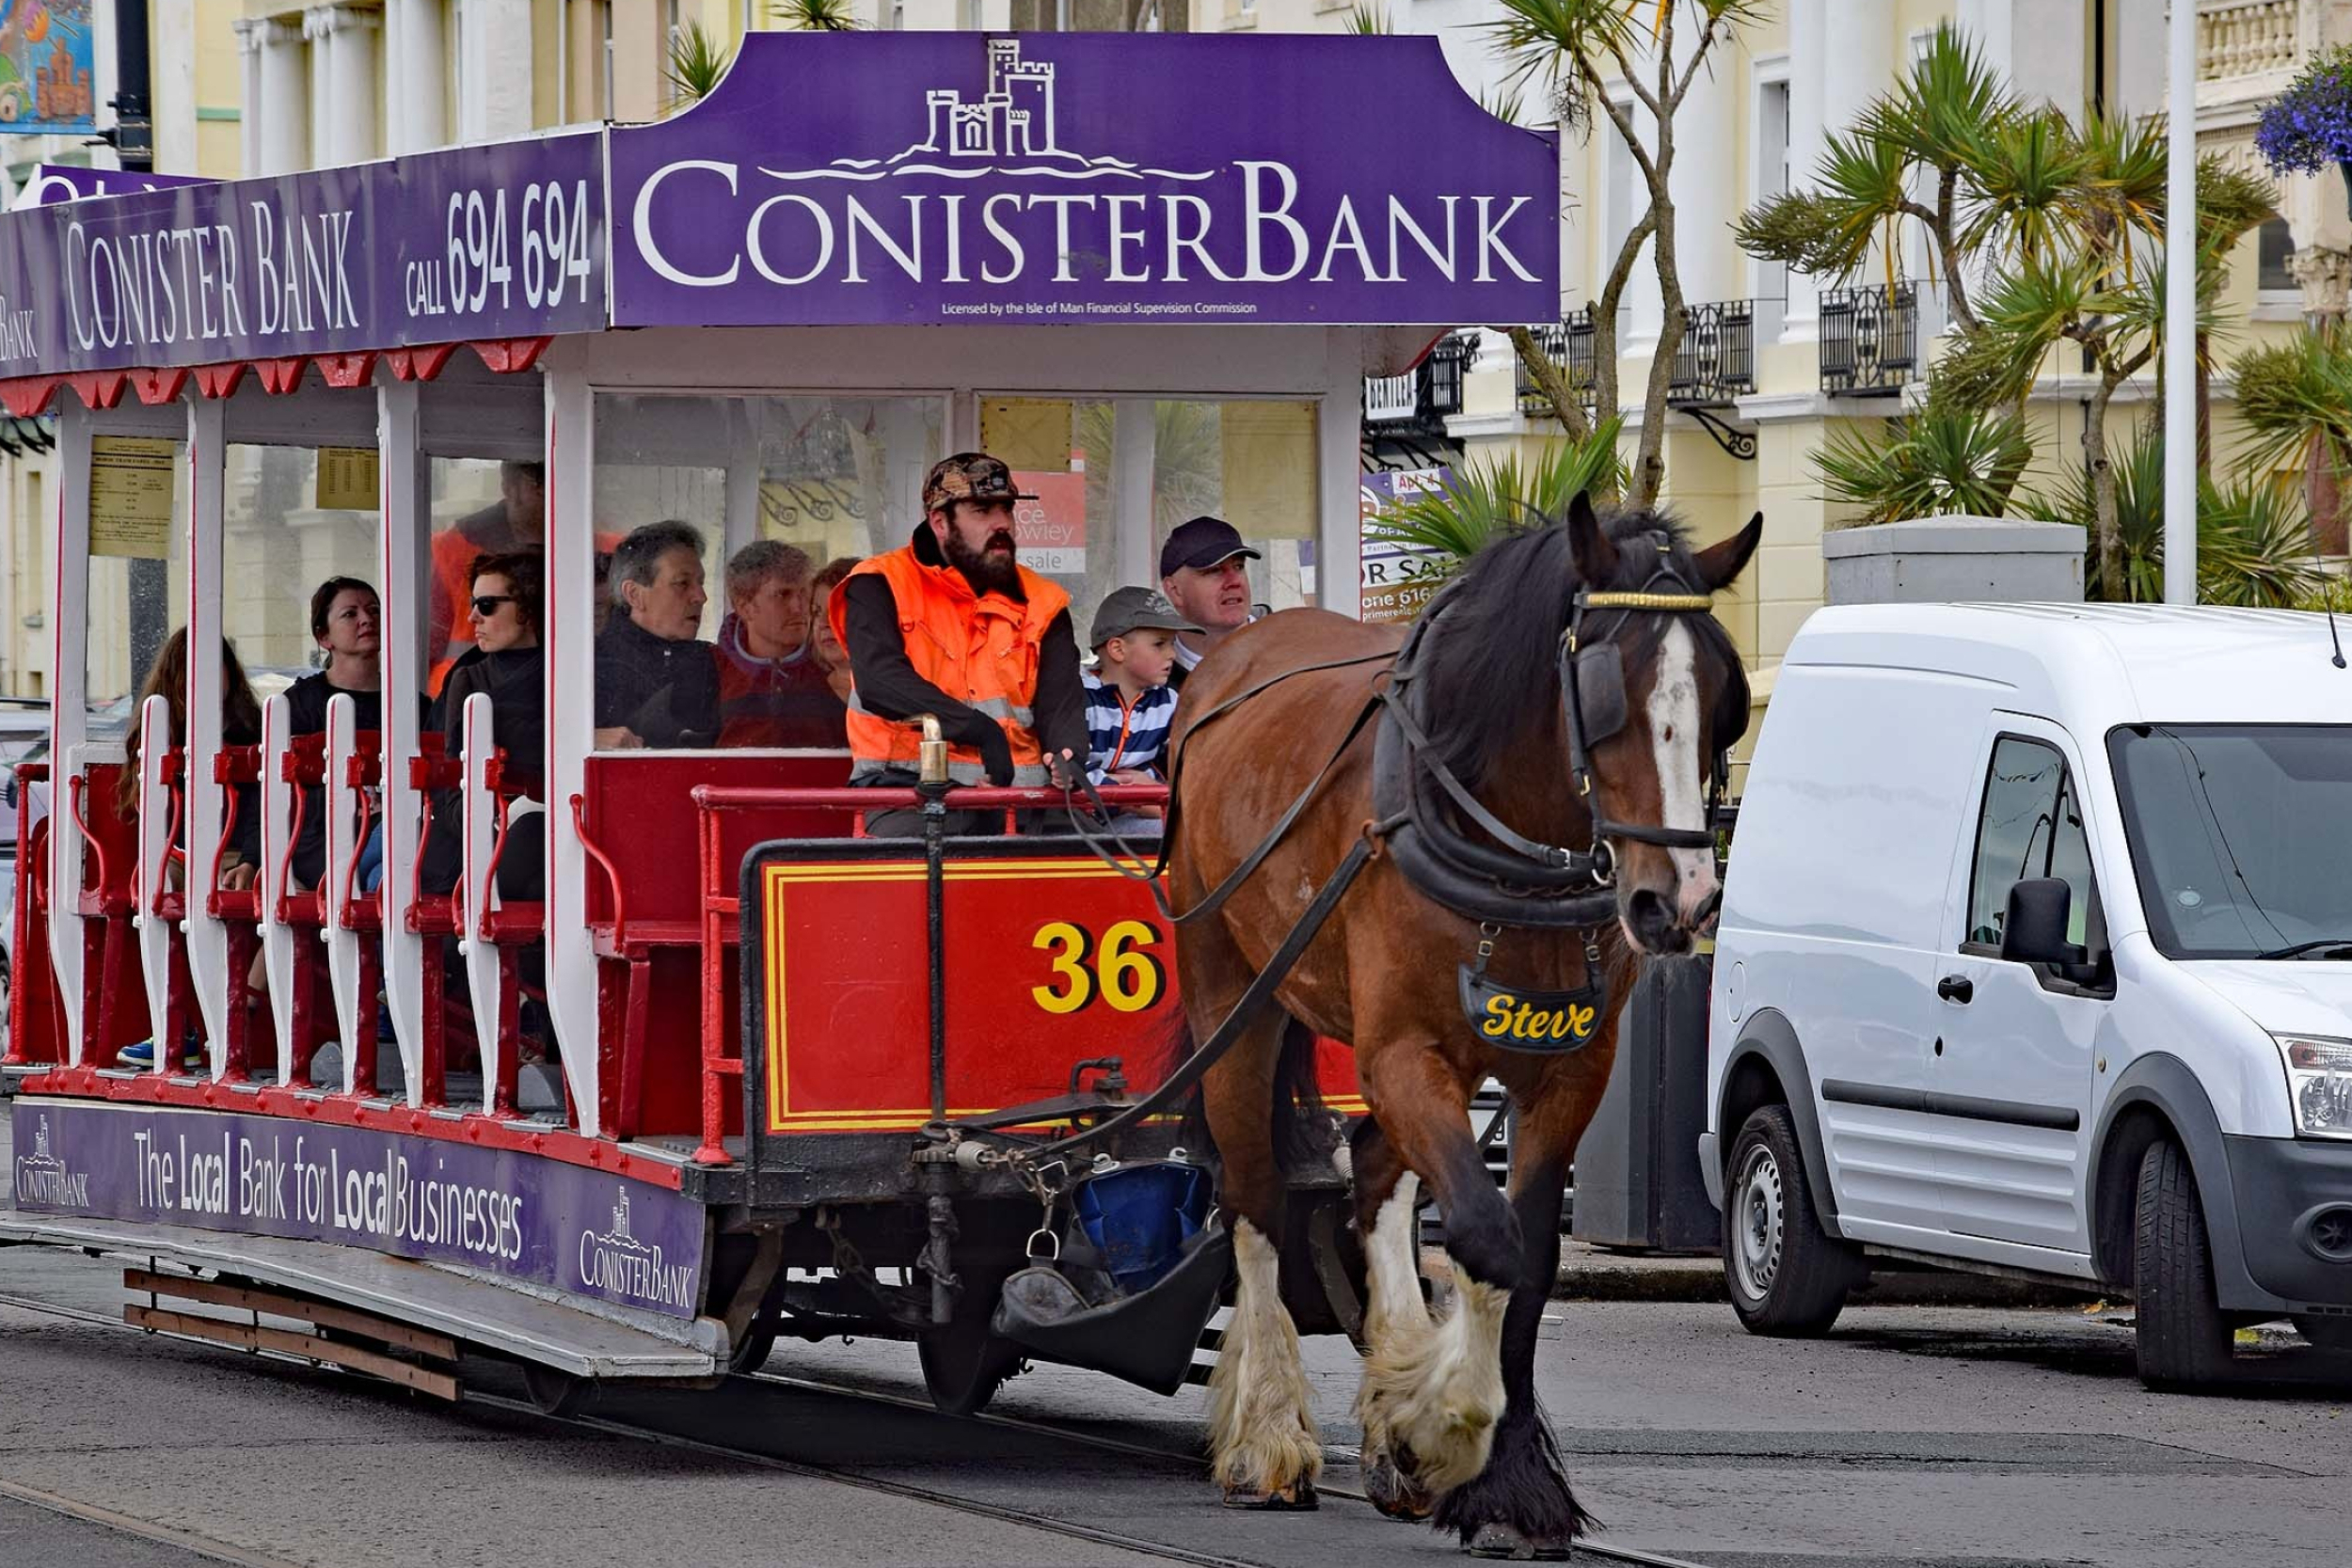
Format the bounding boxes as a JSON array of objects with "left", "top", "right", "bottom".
[
  {"left": 917, "top": 1323, "right": 1021, "bottom": 1417},
  {"left": 729, "top": 1322, "right": 779, "bottom": 1375},
  {"left": 521, "top": 1362, "right": 594, "bottom": 1418},
  {"left": 1722, "top": 1103, "right": 1858, "bottom": 1338},
  {"left": 2132, "top": 1138, "right": 2233, "bottom": 1389}
]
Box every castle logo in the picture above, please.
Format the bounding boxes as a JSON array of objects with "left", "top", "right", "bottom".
[
  {"left": 576, "top": 1184, "right": 693, "bottom": 1312},
  {"left": 14, "top": 1113, "right": 90, "bottom": 1208},
  {"left": 768, "top": 38, "right": 1212, "bottom": 184}
]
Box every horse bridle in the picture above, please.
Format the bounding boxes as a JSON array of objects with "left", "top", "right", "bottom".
[{"left": 1556, "top": 553, "right": 1739, "bottom": 884}]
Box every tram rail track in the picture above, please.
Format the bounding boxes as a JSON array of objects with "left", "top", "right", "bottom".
[{"left": 0, "top": 1284, "right": 1713, "bottom": 1568}]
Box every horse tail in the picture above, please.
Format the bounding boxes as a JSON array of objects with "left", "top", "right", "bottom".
[{"left": 1149, "top": 1009, "right": 1327, "bottom": 1176}]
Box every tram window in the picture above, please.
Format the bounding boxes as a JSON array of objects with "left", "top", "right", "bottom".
[
  {"left": 975, "top": 397, "right": 1122, "bottom": 623},
  {"left": 83, "top": 436, "right": 191, "bottom": 735},
  {"left": 223, "top": 445, "right": 381, "bottom": 692},
  {"left": 591, "top": 392, "right": 945, "bottom": 752},
  {"left": 429, "top": 456, "right": 546, "bottom": 692},
  {"left": 1152, "top": 400, "right": 1318, "bottom": 619}
]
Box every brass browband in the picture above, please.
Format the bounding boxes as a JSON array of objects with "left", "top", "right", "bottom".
[{"left": 1578, "top": 591, "right": 1716, "bottom": 611}]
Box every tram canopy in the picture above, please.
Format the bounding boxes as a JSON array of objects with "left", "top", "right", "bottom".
[{"left": 0, "top": 33, "right": 1558, "bottom": 400}]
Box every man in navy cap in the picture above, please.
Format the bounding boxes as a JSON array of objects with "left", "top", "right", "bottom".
[{"left": 1157, "top": 515, "right": 1262, "bottom": 692}]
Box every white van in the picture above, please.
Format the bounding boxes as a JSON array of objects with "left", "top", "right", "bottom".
[{"left": 1707, "top": 604, "right": 2352, "bottom": 1387}]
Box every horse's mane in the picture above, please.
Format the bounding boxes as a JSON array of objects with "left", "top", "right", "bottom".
[{"left": 1416, "top": 504, "right": 1739, "bottom": 792}]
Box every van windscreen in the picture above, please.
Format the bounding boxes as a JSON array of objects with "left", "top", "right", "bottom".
[{"left": 2108, "top": 724, "right": 2352, "bottom": 959}]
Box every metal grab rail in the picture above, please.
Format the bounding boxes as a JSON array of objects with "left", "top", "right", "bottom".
[
  {"left": 207, "top": 747, "right": 261, "bottom": 916},
  {"left": 679, "top": 781, "right": 1171, "bottom": 1167},
  {"left": 66, "top": 772, "right": 109, "bottom": 906},
  {"left": 570, "top": 793, "right": 626, "bottom": 952}
]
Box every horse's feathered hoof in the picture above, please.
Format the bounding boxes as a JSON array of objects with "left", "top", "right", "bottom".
[
  {"left": 1221, "top": 1481, "right": 1320, "bottom": 1511},
  {"left": 1463, "top": 1523, "right": 1575, "bottom": 1560},
  {"left": 1362, "top": 1451, "right": 1435, "bottom": 1521}
]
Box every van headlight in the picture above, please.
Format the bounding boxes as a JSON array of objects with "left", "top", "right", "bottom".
[{"left": 2274, "top": 1036, "right": 2352, "bottom": 1139}]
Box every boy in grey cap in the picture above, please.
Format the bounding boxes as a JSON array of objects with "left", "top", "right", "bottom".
[{"left": 1082, "top": 587, "right": 1202, "bottom": 809}]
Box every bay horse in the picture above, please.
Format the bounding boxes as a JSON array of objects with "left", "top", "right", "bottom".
[{"left": 1165, "top": 494, "right": 1758, "bottom": 1554}]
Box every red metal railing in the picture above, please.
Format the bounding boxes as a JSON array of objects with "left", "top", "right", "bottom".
[{"left": 682, "top": 783, "right": 1168, "bottom": 1167}]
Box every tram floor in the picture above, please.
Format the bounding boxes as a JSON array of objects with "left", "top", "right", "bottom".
[{"left": 0, "top": 1238, "right": 2346, "bottom": 1568}]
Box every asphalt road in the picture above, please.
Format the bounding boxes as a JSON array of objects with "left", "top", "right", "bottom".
[{"left": 2, "top": 1237, "right": 2346, "bottom": 1568}]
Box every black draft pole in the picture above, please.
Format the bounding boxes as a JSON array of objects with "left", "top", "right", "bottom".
[{"left": 110, "top": 0, "right": 154, "bottom": 173}]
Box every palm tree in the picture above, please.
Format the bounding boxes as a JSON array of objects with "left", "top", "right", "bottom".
[
  {"left": 1736, "top": 23, "right": 2017, "bottom": 332},
  {"left": 1810, "top": 404, "right": 2032, "bottom": 526},
  {"left": 665, "top": 22, "right": 733, "bottom": 110},
  {"left": 2233, "top": 325, "right": 2352, "bottom": 553}
]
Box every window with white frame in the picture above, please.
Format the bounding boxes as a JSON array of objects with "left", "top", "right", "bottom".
[{"left": 1754, "top": 70, "right": 1791, "bottom": 307}]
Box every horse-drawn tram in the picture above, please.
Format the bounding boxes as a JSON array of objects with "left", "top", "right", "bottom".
[{"left": 1, "top": 30, "right": 1755, "bottom": 1558}]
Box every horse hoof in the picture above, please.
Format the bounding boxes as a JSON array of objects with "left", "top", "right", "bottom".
[
  {"left": 1221, "top": 1481, "right": 1320, "bottom": 1511},
  {"left": 1362, "top": 1455, "right": 1434, "bottom": 1522},
  {"left": 1463, "top": 1523, "right": 1575, "bottom": 1560}
]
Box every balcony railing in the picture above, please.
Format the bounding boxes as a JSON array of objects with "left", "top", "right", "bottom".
[
  {"left": 2198, "top": 1, "right": 2303, "bottom": 83},
  {"left": 1514, "top": 307, "right": 1598, "bottom": 418},
  {"left": 1364, "top": 331, "right": 1476, "bottom": 440},
  {"left": 1820, "top": 283, "right": 1918, "bottom": 397},
  {"left": 1667, "top": 300, "right": 1756, "bottom": 408}
]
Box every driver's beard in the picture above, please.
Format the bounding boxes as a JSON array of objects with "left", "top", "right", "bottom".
[{"left": 944, "top": 528, "right": 1022, "bottom": 596}]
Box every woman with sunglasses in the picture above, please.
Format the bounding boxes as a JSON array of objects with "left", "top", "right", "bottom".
[{"left": 421, "top": 553, "right": 547, "bottom": 902}]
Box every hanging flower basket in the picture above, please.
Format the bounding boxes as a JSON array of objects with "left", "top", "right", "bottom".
[{"left": 2256, "top": 45, "right": 2352, "bottom": 214}]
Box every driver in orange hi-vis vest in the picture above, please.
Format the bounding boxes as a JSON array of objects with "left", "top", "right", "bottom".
[{"left": 829, "top": 452, "right": 1089, "bottom": 837}]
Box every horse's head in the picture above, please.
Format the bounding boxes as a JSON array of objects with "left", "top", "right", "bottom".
[{"left": 1562, "top": 494, "right": 1761, "bottom": 957}]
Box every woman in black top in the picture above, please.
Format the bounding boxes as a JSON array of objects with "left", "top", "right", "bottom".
[
  {"left": 421, "top": 553, "right": 545, "bottom": 900},
  {"left": 118, "top": 629, "right": 264, "bottom": 882},
  {"left": 285, "top": 578, "right": 396, "bottom": 891}
]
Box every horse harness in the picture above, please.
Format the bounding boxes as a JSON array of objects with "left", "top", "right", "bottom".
[{"left": 1035, "top": 533, "right": 1738, "bottom": 1162}]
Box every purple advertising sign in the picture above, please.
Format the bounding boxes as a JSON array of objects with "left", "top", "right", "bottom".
[
  {"left": 9, "top": 1099, "right": 706, "bottom": 1321},
  {"left": 610, "top": 33, "right": 1559, "bottom": 328},
  {"left": 12, "top": 166, "right": 218, "bottom": 211},
  {"left": 0, "top": 132, "right": 606, "bottom": 378}
]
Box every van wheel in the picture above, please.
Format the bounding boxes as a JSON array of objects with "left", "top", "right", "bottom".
[
  {"left": 2132, "top": 1138, "right": 2233, "bottom": 1389},
  {"left": 1723, "top": 1104, "right": 1857, "bottom": 1337}
]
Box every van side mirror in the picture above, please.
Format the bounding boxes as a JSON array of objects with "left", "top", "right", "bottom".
[{"left": 2001, "top": 878, "right": 2092, "bottom": 976}]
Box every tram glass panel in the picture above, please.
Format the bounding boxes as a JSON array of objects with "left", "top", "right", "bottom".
[
  {"left": 971, "top": 398, "right": 1321, "bottom": 632},
  {"left": 223, "top": 445, "right": 383, "bottom": 698},
  {"left": 428, "top": 456, "right": 545, "bottom": 693},
  {"left": 1151, "top": 400, "right": 1319, "bottom": 616},
  {"left": 83, "top": 436, "right": 191, "bottom": 737},
  {"left": 590, "top": 392, "right": 944, "bottom": 752}
]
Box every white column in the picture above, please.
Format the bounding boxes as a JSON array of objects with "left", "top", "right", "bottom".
[
  {"left": 305, "top": 6, "right": 381, "bottom": 168},
  {"left": 1825, "top": 0, "right": 1895, "bottom": 283},
  {"left": 233, "top": 19, "right": 270, "bottom": 178},
  {"left": 1668, "top": 24, "right": 1737, "bottom": 312},
  {"left": 258, "top": 20, "right": 310, "bottom": 177},
  {"left": 1781, "top": 0, "right": 1827, "bottom": 342},
  {"left": 1961, "top": 0, "right": 2088, "bottom": 111},
  {"left": 152, "top": 0, "right": 199, "bottom": 175},
  {"left": 390, "top": 0, "right": 449, "bottom": 153},
  {"left": 461, "top": 1, "right": 537, "bottom": 141}
]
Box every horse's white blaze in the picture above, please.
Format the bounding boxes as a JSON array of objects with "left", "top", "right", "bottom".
[
  {"left": 1359, "top": 1259, "right": 1509, "bottom": 1495},
  {"left": 1208, "top": 1219, "right": 1323, "bottom": 1499},
  {"left": 1647, "top": 618, "right": 1717, "bottom": 917}
]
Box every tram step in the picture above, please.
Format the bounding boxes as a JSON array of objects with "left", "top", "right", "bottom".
[{"left": 122, "top": 1267, "right": 462, "bottom": 1362}]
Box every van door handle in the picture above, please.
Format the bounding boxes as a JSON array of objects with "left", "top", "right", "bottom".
[{"left": 1937, "top": 974, "right": 1975, "bottom": 1005}]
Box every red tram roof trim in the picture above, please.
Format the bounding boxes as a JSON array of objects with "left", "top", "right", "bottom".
[
  {"left": 14, "top": 1072, "right": 690, "bottom": 1192},
  {"left": 69, "top": 371, "right": 127, "bottom": 409},
  {"left": 255, "top": 356, "right": 310, "bottom": 396},
  {"left": 194, "top": 362, "right": 246, "bottom": 400},
  {"left": 385, "top": 343, "right": 459, "bottom": 382},
  {"left": 131, "top": 366, "right": 191, "bottom": 405},
  {"left": 0, "top": 376, "right": 56, "bottom": 417},
  {"left": 317, "top": 352, "right": 377, "bottom": 389},
  {"left": 469, "top": 338, "right": 551, "bottom": 375}
]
